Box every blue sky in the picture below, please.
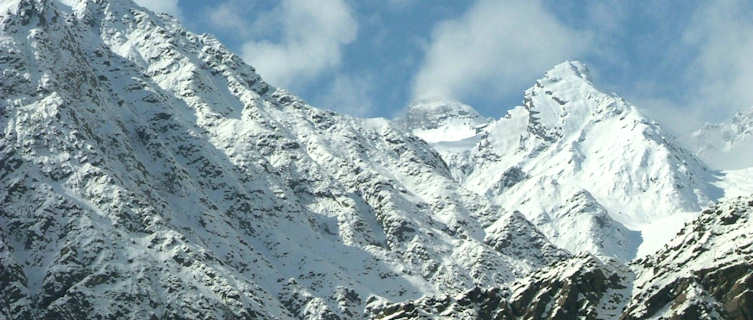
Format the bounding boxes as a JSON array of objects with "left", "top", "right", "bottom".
[{"left": 134, "top": 0, "right": 753, "bottom": 133}]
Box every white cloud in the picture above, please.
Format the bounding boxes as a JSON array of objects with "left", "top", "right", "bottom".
[
  {"left": 315, "top": 74, "right": 375, "bottom": 117},
  {"left": 208, "top": 2, "right": 248, "bottom": 31},
  {"left": 239, "top": 0, "right": 357, "bottom": 88},
  {"left": 134, "top": 0, "right": 181, "bottom": 18},
  {"left": 683, "top": 0, "right": 753, "bottom": 117},
  {"left": 636, "top": 0, "right": 753, "bottom": 139},
  {"left": 411, "top": 0, "right": 589, "bottom": 101}
]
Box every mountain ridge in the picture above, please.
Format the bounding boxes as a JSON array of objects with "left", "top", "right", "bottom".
[
  {"left": 398, "top": 60, "right": 724, "bottom": 261},
  {"left": 690, "top": 106, "right": 753, "bottom": 170},
  {"left": 1, "top": 1, "right": 752, "bottom": 319},
  {"left": 0, "top": 1, "right": 571, "bottom": 318}
]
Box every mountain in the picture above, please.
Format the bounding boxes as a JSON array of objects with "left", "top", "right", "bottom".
[
  {"left": 393, "top": 98, "right": 491, "bottom": 182},
  {"left": 1, "top": 1, "right": 751, "bottom": 319},
  {"left": 400, "top": 61, "right": 724, "bottom": 261},
  {"left": 690, "top": 106, "right": 753, "bottom": 170},
  {"left": 369, "top": 194, "right": 753, "bottom": 319},
  {"left": 0, "top": 0, "right": 570, "bottom": 319},
  {"left": 394, "top": 98, "right": 490, "bottom": 144}
]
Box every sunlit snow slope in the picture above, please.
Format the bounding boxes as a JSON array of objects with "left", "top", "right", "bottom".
[{"left": 399, "top": 61, "right": 725, "bottom": 261}]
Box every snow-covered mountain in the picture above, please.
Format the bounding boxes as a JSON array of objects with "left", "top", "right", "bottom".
[
  {"left": 394, "top": 98, "right": 490, "bottom": 144},
  {"left": 400, "top": 61, "right": 724, "bottom": 262},
  {"left": 1, "top": 0, "right": 751, "bottom": 319},
  {"left": 394, "top": 98, "right": 490, "bottom": 181},
  {"left": 690, "top": 106, "right": 753, "bottom": 170},
  {"left": 0, "top": 0, "right": 570, "bottom": 319},
  {"left": 370, "top": 194, "right": 753, "bottom": 319}
]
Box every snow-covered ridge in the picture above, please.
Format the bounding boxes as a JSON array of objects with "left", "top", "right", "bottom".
[
  {"left": 623, "top": 194, "right": 753, "bottom": 318},
  {"left": 396, "top": 60, "right": 724, "bottom": 262},
  {"left": 690, "top": 106, "right": 753, "bottom": 170},
  {"left": 394, "top": 98, "right": 490, "bottom": 143},
  {"left": 0, "top": 1, "right": 570, "bottom": 319}
]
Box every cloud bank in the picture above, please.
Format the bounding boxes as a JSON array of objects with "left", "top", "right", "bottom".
[
  {"left": 239, "top": 0, "right": 357, "bottom": 88},
  {"left": 315, "top": 73, "right": 375, "bottom": 117},
  {"left": 411, "top": 0, "right": 589, "bottom": 102},
  {"left": 684, "top": 0, "right": 753, "bottom": 115},
  {"left": 635, "top": 0, "right": 753, "bottom": 136}
]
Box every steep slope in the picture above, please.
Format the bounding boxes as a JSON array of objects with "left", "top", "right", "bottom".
[
  {"left": 0, "top": 0, "right": 568, "bottom": 319},
  {"left": 690, "top": 106, "right": 753, "bottom": 170},
  {"left": 403, "top": 61, "right": 722, "bottom": 261},
  {"left": 369, "top": 195, "right": 753, "bottom": 319}
]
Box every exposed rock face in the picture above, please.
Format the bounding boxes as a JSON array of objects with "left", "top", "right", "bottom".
[
  {"left": 625, "top": 195, "right": 753, "bottom": 319},
  {"left": 371, "top": 195, "right": 753, "bottom": 319},
  {"left": 368, "top": 255, "right": 629, "bottom": 320}
]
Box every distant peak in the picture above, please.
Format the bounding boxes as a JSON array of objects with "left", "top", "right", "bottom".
[
  {"left": 543, "top": 60, "right": 592, "bottom": 83},
  {"left": 406, "top": 98, "right": 477, "bottom": 114},
  {"left": 395, "top": 98, "right": 490, "bottom": 142}
]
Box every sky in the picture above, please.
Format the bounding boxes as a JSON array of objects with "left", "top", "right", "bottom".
[{"left": 132, "top": 0, "right": 753, "bottom": 135}]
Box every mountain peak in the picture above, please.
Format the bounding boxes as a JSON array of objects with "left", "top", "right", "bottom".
[
  {"left": 520, "top": 60, "right": 628, "bottom": 142},
  {"left": 403, "top": 97, "right": 477, "bottom": 114},
  {"left": 690, "top": 105, "right": 753, "bottom": 169},
  {"left": 396, "top": 98, "right": 489, "bottom": 143},
  {"left": 543, "top": 60, "right": 592, "bottom": 83}
]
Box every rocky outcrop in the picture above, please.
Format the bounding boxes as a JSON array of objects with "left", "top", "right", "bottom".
[{"left": 624, "top": 195, "right": 753, "bottom": 319}]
